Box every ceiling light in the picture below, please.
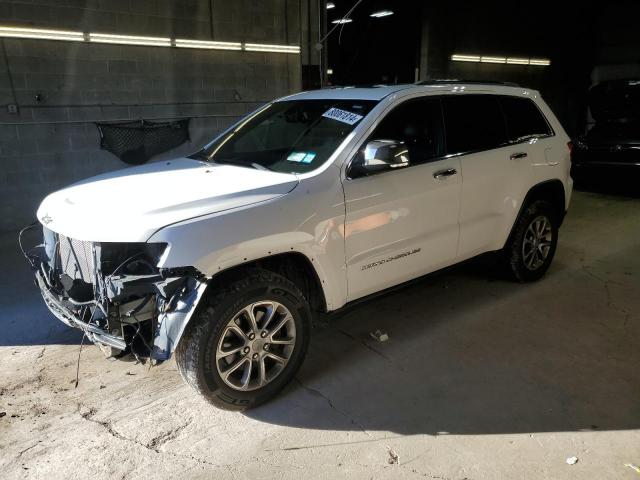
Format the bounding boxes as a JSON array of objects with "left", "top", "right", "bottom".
[
  {"left": 243, "top": 43, "right": 300, "bottom": 53},
  {"left": 529, "top": 58, "right": 551, "bottom": 66},
  {"left": 451, "top": 54, "right": 481, "bottom": 62},
  {"left": 327, "top": 2, "right": 335, "bottom": 8},
  {"left": 175, "top": 38, "right": 242, "bottom": 50},
  {"left": 506, "top": 57, "right": 529, "bottom": 65},
  {"left": 89, "top": 33, "right": 171, "bottom": 47},
  {"left": 480, "top": 56, "right": 506, "bottom": 64},
  {"left": 0, "top": 26, "right": 300, "bottom": 55},
  {"left": 331, "top": 18, "right": 353, "bottom": 24},
  {"left": 452, "top": 53, "right": 551, "bottom": 67},
  {"left": 370, "top": 10, "right": 394, "bottom": 18},
  {"left": 0, "top": 26, "right": 83, "bottom": 42}
]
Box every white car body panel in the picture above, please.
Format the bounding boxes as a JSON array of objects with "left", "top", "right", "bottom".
[
  {"left": 149, "top": 167, "right": 349, "bottom": 310},
  {"left": 456, "top": 142, "right": 535, "bottom": 258},
  {"left": 35, "top": 83, "right": 573, "bottom": 319},
  {"left": 343, "top": 156, "right": 462, "bottom": 301},
  {"left": 37, "top": 158, "right": 298, "bottom": 242}
]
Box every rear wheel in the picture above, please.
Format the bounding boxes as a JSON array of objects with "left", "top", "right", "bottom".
[
  {"left": 503, "top": 200, "right": 559, "bottom": 282},
  {"left": 175, "top": 269, "right": 311, "bottom": 410}
]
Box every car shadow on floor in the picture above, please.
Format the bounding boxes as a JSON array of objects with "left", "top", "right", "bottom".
[{"left": 247, "top": 247, "right": 640, "bottom": 436}]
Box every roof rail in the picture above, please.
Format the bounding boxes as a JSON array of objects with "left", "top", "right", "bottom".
[
  {"left": 321, "top": 84, "right": 396, "bottom": 89},
  {"left": 416, "top": 79, "right": 520, "bottom": 87}
]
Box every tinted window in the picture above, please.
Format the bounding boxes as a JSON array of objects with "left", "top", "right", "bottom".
[
  {"left": 193, "top": 99, "right": 377, "bottom": 173},
  {"left": 500, "top": 96, "right": 551, "bottom": 142},
  {"left": 442, "top": 95, "right": 507, "bottom": 154},
  {"left": 368, "top": 97, "right": 445, "bottom": 164}
]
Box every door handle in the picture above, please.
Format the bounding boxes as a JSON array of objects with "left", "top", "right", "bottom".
[
  {"left": 510, "top": 152, "right": 528, "bottom": 160},
  {"left": 433, "top": 168, "right": 457, "bottom": 179}
]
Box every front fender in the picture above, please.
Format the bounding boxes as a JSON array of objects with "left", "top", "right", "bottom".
[
  {"left": 152, "top": 277, "right": 208, "bottom": 361},
  {"left": 148, "top": 172, "right": 348, "bottom": 311}
]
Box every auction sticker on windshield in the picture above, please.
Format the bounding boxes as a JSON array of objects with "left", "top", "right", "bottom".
[{"left": 322, "top": 107, "right": 364, "bottom": 125}]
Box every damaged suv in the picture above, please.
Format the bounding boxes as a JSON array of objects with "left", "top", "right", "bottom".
[{"left": 22, "top": 82, "right": 572, "bottom": 409}]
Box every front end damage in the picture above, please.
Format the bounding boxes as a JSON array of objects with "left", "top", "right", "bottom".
[{"left": 20, "top": 224, "right": 208, "bottom": 362}]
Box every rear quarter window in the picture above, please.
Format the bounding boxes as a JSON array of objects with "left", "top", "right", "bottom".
[{"left": 499, "top": 96, "right": 552, "bottom": 142}]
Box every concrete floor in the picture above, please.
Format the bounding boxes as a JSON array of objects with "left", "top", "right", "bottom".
[{"left": 1, "top": 190, "right": 639, "bottom": 480}]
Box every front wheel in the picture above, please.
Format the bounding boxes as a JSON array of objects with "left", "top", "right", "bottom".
[
  {"left": 175, "top": 269, "right": 311, "bottom": 410},
  {"left": 503, "top": 200, "right": 559, "bottom": 282}
]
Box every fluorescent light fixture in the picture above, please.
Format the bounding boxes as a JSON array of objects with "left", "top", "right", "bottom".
[
  {"left": 529, "top": 58, "right": 551, "bottom": 66},
  {"left": 451, "top": 54, "right": 481, "bottom": 62},
  {"left": 0, "top": 26, "right": 83, "bottom": 42},
  {"left": 175, "top": 38, "right": 242, "bottom": 50},
  {"left": 327, "top": 2, "right": 336, "bottom": 8},
  {"left": 89, "top": 33, "right": 171, "bottom": 47},
  {"left": 243, "top": 43, "right": 300, "bottom": 53},
  {"left": 480, "top": 56, "right": 506, "bottom": 64},
  {"left": 452, "top": 53, "right": 551, "bottom": 67},
  {"left": 0, "top": 26, "right": 300, "bottom": 55},
  {"left": 331, "top": 18, "right": 353, "bottom": 24},
  {"left": 370, "top": 9, "right": 394, "bottom": 18},
  {"left": 506, "top": 57, "right": 529, "bottom": 65}
]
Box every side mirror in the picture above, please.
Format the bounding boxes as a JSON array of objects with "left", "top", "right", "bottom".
[{"left": 361, "top": 140, "right": 410, "bottom": 173}]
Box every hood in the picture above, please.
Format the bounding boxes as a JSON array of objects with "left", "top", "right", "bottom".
[{"left": 37, "top": 158, "right": 298, "bottom": 242}]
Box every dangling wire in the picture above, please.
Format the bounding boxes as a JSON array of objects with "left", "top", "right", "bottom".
[
  {"left": 74, "top": 331, "right": 86, "bottom": 389},
  {"left": 318, "top": 0, "right": 367, "bottom": 46}
]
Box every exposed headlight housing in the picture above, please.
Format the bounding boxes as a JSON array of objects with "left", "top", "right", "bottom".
[{"left": 98, "top": 242, "right": 168, "bottom": 275}]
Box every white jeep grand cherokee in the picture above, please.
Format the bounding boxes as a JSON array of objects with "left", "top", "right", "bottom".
[{"left": 22, "top": 82, "right": 572, "bottom": 409}]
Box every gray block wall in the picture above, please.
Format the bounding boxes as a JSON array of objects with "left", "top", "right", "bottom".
[{"left": 0, "top": 0, "right": 302, "bottom": 232}]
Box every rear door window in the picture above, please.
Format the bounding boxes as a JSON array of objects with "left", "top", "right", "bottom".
[
  {"left": 442, "top": 95, "right": 508, "bottom": 155},
  {"left": 499, "top": 96, "right": 552, "bottom": 142}
]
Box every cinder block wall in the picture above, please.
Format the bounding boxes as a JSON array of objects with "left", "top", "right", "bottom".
[{"left": 0, "top": 0, "right": 302, "bottom": 232}]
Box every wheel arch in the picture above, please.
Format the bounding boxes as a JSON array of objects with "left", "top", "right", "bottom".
[
  {"left": 205, "top": 252, "right": 327, "bottom": 314},
  {"left": 166, "top": 252, "right": 327, "bottom": 361},
  {"left": 503, "top": 179, "right": 566, "bottom": 249}
]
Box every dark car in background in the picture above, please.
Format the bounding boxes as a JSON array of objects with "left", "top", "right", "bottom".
[{"left": 572, "top": 80, "right": 640, "bottom": 186}]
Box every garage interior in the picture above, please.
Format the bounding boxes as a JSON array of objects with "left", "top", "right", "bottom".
[{"left": 1, "top": 1, "right": 639, "bottom": 479}]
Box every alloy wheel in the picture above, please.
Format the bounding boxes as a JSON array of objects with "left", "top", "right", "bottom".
[
  {"left": 215, "top": 301, "right": 296, "bottom": 391},
  {"left": 522, "top": 215, "right": 553, "bottom": 271}
]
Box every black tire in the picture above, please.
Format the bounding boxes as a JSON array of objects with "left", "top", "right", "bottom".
[
  {"left": 503, "top": 200, "right": 559, "bottom": 282},
  {"left": 175, "top": 268, "right": 311, "bottom": 410}
]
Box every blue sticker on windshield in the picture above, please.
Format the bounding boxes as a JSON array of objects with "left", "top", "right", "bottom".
[
  {"left": 287, "top": 152, "right": 307, "bottom": 162},
  {"left": 287, "top": 152, "right": 316, "bottom": 163},
  {"left": 301, "top": 153, "right": 316, "bottom": 164}
]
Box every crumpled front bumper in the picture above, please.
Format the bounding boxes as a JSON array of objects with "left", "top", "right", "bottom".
[
  {"left": 22, "top": 224, "right": 209, "bottom": 362},
  {"left": 35, "top": 268, "right": 127, "bottom": 351}
]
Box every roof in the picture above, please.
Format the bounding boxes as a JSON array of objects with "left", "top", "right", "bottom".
[
  {"left": 278, "top": 82, "right": 534, "bottom": 102},
  {"left": 280, "top": 85, "right": 414, "bottom": 101}
]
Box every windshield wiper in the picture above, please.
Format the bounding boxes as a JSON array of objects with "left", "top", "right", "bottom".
[
  {"left": 251, "top": 163, "right": 270, "bottom": 171},
  {"left": 189, "top": 150, "right": 210, "bottom": 161},
  {"left": 213, "top": 158, "right": 270, "bottom": 171}
]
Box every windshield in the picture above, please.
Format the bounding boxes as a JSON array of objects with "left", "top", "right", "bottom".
[{"left": 192, "top": 99, "right": 377, "bottom": 173}]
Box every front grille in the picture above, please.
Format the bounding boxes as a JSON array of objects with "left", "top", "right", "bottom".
[
  {"left": 43, "top": 229, "right": 96, "bottom": 283},
  {"left": 58, "top": 234, "right": 95, "bottom": 282}
]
